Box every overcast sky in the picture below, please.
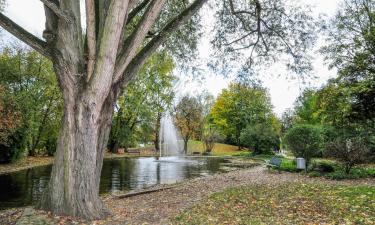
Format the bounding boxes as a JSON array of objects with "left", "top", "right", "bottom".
[{"left": 3, "top": 0, "right": 340, "bottom": 116}]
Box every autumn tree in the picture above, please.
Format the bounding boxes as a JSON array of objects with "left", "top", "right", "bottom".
[
  {"left": 0, "top": 86, "right": 21, "bottom": 162},
  {"left": 0, "top": 0, "right": 317, "bottom": 219},
  {"left": 174, "top": 95, "right": 203, "bottom": 154}
]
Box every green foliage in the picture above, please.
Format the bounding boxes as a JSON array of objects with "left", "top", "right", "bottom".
[
  {"left": 0, "top": 46, "right": 62, "bottom": 162},
  {"left": 109, "top": 51, "right": 175, "bottom": 152},
  {"left": 311, "top": 160, "right": 335, "bottom": 173},
  {"left": 210, "top": 83, "right": 276, "bottom": 148},
  {"left": 317, "top": 0, "right": 375, "bottom": 160},
  {"left": 323, "top": 167, "right": 375, "bottom": 180},
  {"left": 240, "top": 123, "right": 279, "bottom": 155},
  {"left": 175, "top": 184, "right": 375, "bottom": 224},
  {"left": 284, "top": 124, "right": 322, "bottom": 166},
  {"left": 279, "top": 158, "right": 298, "bottom": 172}
]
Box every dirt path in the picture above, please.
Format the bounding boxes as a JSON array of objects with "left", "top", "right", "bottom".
[{"left": 97, "top": 166, "right": 374, "bottom": 225}]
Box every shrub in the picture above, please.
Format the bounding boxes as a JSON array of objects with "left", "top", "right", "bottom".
[
  {"left": 311, "top": 161, "right": 335, "bottom": 173},
  {"left": 326, "top": 138, "right": 370, "bottom": 174},
  {"left": 240, "top": 123, "right": 279, "bottom": 155},
  {"left": 284, "top": 124, "right": 322, "bottom": 167}
]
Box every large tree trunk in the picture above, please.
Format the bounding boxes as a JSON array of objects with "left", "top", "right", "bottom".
[{"left": 39, "top": 85, "right": 115, "bottom": 219}]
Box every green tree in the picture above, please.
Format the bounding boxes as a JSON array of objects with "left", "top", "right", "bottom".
[
  {"left": 321, "top": 0, "right": 375, "bottom": 124},
  {"left": 284, "top": 124, "right": 323, "bottom": 168},
  {"left": 240, "top": 123, "right": 279, "bottom": 155},
  {"left": 109, "top": 51, "right": 175, "bottom": 153},
  {"left": 210, "top": 83, "right": 273, "bottom": 149},
  {"left": 0, "top": 46, "right": 62, "bottom": 160}
]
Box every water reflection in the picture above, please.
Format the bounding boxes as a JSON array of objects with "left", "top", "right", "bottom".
[{"left": 0, "top": 156, "right": 224, "bottom": 209}]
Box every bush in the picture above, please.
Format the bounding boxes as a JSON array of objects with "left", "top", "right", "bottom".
[
  {"left": 240, "top": 123, "right": 279, "bottom": 155},
  {"left": 324, "top": 167, "right": 375, "bottom": 180},
  {"left": 284, "top": 124, "right": 322, "bottom": 167},
  {"left": 311, "top": 161, "right": 335, "bottom": 173},
  {"left": 326, "top": 138, "right": 370, "bottom": 174}
]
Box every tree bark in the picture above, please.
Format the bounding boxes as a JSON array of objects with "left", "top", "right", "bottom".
[{"left": 39, "top": 80, "right": 116, "bottom": 219}]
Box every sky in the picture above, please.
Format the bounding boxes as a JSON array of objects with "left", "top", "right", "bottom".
[{"left": 3, "top": 0, "right": 341, "bottom": 116}]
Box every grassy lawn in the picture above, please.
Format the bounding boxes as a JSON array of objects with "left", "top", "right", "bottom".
[
  {"left": 174, "top": 183, "right": 375, "bottom": 224},
  {"left": 230, "top": 153, "right": 375, "bottom": 180},
  {"left": 187, "top": 140, "right": 241, "bottom": 156}
]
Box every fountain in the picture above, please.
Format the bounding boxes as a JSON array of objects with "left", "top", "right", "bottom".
[
  {"left": 156, "top": 112, "right": 199, "bottom": 164},
  {"left": 158, "top": 112, "right": 183, "bottom": 157}
]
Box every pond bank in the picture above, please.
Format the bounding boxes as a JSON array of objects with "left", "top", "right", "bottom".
[
  {"left": 7, "top": 165, "right": 375, "bottom": 225},
  {"left": 0, "top": 151, "right": 158, "bottom": 175}
]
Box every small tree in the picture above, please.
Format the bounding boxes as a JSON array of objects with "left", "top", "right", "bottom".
[
  {"left": 174, "top": 96, "right": 203, "bottom": 154},
  {"left": 326, "top": 138, "right": 370, "bottom": 174},
  {"left": 240, "top": 123, "right": 279, "bottom": 155},
  {"left": 284, "top": 124, "right": 322, "bottom": 168},
  {"left": 201, "top": 124, "right": 221, "bottom": 154}
]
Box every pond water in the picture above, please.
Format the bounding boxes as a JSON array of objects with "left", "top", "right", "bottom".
[{"left": 0, "top": 156, "right": 226, "bottom": 209}]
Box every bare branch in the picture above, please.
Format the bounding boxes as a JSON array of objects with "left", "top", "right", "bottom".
[
  {"left": 260, "top": 19, "right": 297, "bottom": 57},
  {"left": 0, "top": 12, "right": 50, "bottom": 58},
  {"left": 223, "top": 30, "right": 257, "bottom": 46},
  {"left": 86, "top": 0, "right": 96, "bottom": 81},
  {"left": 113, "top": 0, "right": 167, "bottom": 80},
  {"left": 40, "top": 0, "right": 70, "bottom": 21}
]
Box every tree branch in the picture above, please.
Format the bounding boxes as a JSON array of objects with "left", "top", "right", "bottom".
[
  {"left": 86, "top": 0, "right": 96, "bottom": 81},
  {"left": 88, "top": 0, "right": 130, "bottom": 104},
  {"left": 114, "top": 0, "right": 208, "bottom": 90},
  {"left": 126, "top": 0, "right": 151, "bottom": 26},
  {"left": 113, "top": 0, "right": 167, "bottom": 80},
  {"left": 0, "top": 12, "right": 50, "bottom": 58},
  {"left": 40, "top": 0, "right": 70, "bottom": 21}
]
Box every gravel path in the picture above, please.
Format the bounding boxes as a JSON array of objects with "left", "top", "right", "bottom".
[{"left": 99, "top": 166, "right": 374, "bottom": 225}]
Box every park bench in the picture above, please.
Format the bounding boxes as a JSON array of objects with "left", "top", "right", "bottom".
[
  {"left": 265, "top": 156, "right": 282, "bottom": 171},
  {"left": 192, "top": 151, "right": 201, "bottom": 155}
]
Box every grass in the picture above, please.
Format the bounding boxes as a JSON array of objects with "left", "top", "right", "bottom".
[
  {"left": 187, "top": 140, "right": 241, "bottom": 156},
  {"left": 229, "top": 153, "right": 375, "bottom": 180},
  {"left": 254, "top": 155, "right": 375, "bottom": 180},
  {"left": 174, "top": 183, "right": 375, "bottom": 224},
  {"left": 0, "top": 156, "right": 53, "bottom": 175}
]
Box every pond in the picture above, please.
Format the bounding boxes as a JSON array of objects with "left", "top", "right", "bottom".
[{"left": 0, "top": 156, "right": 226, "bottom": 209}]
